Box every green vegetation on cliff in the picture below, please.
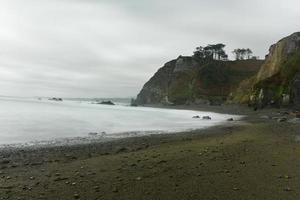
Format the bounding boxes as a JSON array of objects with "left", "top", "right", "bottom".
[
  {"left": 136, "top": 44, "right": 263, "bottom": 105},
  {"left": 231, "top": 32, "right": 300, "bottom": 108}
]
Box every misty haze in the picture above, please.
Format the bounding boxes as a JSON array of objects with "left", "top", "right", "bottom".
[{"left": 1, "top": 1, "right": 300, "bottom": 200}]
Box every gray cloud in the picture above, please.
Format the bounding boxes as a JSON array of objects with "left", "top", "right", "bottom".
[{"left": 0, "top": 0, "right": 300, "bottom": 97}]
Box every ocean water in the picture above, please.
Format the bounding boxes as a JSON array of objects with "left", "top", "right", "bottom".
[{"left": 0, "top": 97, "right": 239, "bottom": 145}]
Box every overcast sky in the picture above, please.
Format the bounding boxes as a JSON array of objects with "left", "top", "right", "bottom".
[{"left": 0, "top": 0, "right": 299, "bottom": 98}]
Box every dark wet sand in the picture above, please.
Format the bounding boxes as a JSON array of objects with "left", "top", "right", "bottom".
[{"left": 1, "top": 105, "right": 300, "bottom": 200}]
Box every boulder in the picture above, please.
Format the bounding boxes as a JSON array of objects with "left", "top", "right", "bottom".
[
  {"left": 99, "top": 101, "right": 115, "bottom": 105},
  {"left": 202, "top": 116, "right": 212, "bottom": 120}
]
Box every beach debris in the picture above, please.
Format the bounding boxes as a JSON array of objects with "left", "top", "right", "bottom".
[
  {"left": 227, "top": 118, "right": 234, "bottom": 121},
  {"left": 233, "top": 187, "right": 240, "bottom": 191},
  {"left": 202, "top": 116, "right": 212, "bottom": 120},
  {"left": 192, "top": 115, "right": 200, "bottom": 118},
  {"left": 136, "top": 176, "right": 142, "bottom": 181}
]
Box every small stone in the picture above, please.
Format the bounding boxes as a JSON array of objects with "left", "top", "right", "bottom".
[
  {"left": 93, "top": 186, "right": 100, "bottom": 190},
  {"left": 277, "top": 118, "right": 287, "bottom": 122},
  {"left": 73, "top": 193, "right": 80, "bottom": 199},
  {"left": 157, "top": 160, "right": 167, "bottom": 164},
  {"left": 233, "top": 187, "right": 239, "bottom": 191},
  {"left": 136, "top": 177, "right": 142, "bottom": 181},
  {"left": 112, "top": 186, "right": 118, "bottom": 193},
  {"left": 284, "top": 175, "right": 291, "bottom": 179},
  {"left": 284, "top": 187, "right": 292, "bottom": 192}
]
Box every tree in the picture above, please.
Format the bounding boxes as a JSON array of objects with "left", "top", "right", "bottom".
[
  {"left": 232, "top": 49, "right": 240, "bottom": 60},
  {"left": 232, "top": 48, "right": 253, "bottom": 60},
  {"left": 240, "top": 49, "right": 247, "bottom": 60},
  {"left": 193, "top": 43, "right": 228, "bottom": 61},
  {"left": 246, "top": 48, "right": 253, "bottom": 59}
]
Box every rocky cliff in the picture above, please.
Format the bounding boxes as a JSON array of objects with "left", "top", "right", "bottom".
[
  {"left": 231, "top": 32, "right": 300, "bottom": 109},
  {"left": 136, "top": 56, "right": 263, "bottom": 105}
]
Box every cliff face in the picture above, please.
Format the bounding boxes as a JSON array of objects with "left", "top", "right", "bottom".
[
  {"left": 136, "top": 56, "right": 263, "bottom": 105},
  {"left": 231, "top": 32, "right": 300, "bottom": 109}
]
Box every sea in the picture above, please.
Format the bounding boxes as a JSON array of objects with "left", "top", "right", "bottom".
[{"left": 0, "top": 96, "right": 239, "bottom": 146}]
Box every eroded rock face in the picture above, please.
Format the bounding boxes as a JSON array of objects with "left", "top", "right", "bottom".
[
  {"left": 292, "top": 72, "right": 300, "bottom": 109},
  {"left": 136, "top": 60, "right": 176, "bottom": 104},
  {"left": 173, "top": 56, "right": 195, "bottom": 72},
  {"left": 232, "top": 32, "right": 300, "bottom": 108},
  {"left": 136, "top": 55, "right": 263, "bottom": 105},
  {"left": 256, "top": 32, "right": 300, "bottom": 82}
]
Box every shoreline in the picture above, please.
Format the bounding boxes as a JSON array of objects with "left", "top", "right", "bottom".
[
  {"left": 1, "top": 105, "right": 300, "bottom": 199},
  {"left": 0, "top": 104, "right": 244, "bottom": 150}
]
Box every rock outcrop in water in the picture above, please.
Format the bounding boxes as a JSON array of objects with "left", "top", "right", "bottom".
[
  {"left": 231, "top": 32, "right": 300, "bottom": 109},
  {"left": 136, "top": 56, "right": 263, "bottom": 105}
]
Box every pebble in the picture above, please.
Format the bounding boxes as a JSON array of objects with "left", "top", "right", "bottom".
[
  {"left": 284, "top": 187, "right": 292, "bottom": 192},
  {"left": 112, "top": 186, "right": 118, "bottom": 193},
  {"left": 284, "top": 175, "right": 291, "bottom": 179},
  {"left": 73, "top": 193, "right": 80, "bottom": 199}
]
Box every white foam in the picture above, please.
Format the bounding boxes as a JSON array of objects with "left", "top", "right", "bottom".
[{"left": 0, "top": 97, "right": 241, "bottom": 145}]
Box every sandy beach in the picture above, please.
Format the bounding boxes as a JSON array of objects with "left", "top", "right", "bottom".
[{"left": 0, "top": 105, "right": 300, "bottom": 200}]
